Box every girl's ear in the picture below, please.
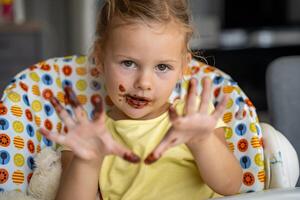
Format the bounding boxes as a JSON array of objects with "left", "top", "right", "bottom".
[
  {"left": 93, "top": 44, "right": 105, "bottom": 74},
  {"left": 187, "top": 52, "right": 192, "bottom": 64},
  {"left": 179, "top": 52, "right": 192, "bottom": 80},
  {"left": 95, "top": 56, "right": 104, "bottom": 74}
]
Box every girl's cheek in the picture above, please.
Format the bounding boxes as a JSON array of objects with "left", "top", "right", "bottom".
[
  {"left": 119, "top": 84, "right": 126, "bottom": 92},
  {"left": 118, "top": 84, "right": 126, "bottom": 102}
]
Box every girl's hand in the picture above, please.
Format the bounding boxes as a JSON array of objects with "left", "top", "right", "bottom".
[
  {"left": 145, "top": 78, "right": 229, "bottom": 164},
  {"left": 40, "top": 87, "right": 140, "bottom": 164}
]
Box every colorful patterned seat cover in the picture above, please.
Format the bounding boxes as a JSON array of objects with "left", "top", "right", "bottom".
[{"left": 0, "top": 55, "right": 264, "bottom": 193}]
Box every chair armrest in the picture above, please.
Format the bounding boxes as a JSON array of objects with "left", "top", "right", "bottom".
[{"left": 260, "top": 123, "right": 299, "bottom": 189}]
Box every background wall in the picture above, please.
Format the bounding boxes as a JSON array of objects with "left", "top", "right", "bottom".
[
  {"left": 2, "top": 0, "right": 300, "bottom": 112},
  {"left": 24, "top": 0, "right": 97, "bottom": 57},
  {"left": 22, "top": 0, "right": 300, "bottom": 56},
  {"left": 24, "top": 0, "right": 70, "bottom": 58}
]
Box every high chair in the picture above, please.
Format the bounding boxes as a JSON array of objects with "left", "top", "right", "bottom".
[
  {"left": 266, "top": 56, "right": 300, "bottom": 187},
  {"left": 0, "top": 55, "right": 298, "bottom": 195}
]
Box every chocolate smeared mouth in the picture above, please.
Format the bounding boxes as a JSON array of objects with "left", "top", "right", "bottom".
[
  {"left": 125, "top": 95, "right": 152, "bottom": 108},
  {"left": 128, "top": 95, "right": 151, "bottom": 101}
]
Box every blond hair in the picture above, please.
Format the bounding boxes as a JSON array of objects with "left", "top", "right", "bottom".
[{"left": 92, "top": 0, "right": 193, "bottom": 58}]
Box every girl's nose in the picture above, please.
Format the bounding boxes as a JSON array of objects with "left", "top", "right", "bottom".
[{"left": 134, "top": 71, "right": 153, "bottom": 91}]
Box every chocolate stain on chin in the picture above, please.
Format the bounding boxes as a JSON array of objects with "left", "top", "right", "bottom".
[{"left": 119, "top": 84, "right": 126, "bottom": 92}]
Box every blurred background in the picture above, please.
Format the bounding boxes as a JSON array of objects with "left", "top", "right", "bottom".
[{"left": 0, "top": 0, "right": 300, "bottom": 121}]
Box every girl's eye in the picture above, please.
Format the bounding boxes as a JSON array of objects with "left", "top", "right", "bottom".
[
  {"left": 121, "top": 60, "right": 135, "bottom": 68},
  {"left": 156, "top": 64, "right": 171, "bottom": 72}
]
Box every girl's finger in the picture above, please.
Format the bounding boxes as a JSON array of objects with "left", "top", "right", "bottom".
[
  {"left": 104, "top": 134, "right": 140, "bottom": 163},
  {"left": 97, "top": 132, "right": 140, "bottom": 163},
  {"left": 50, "top": 97, "right": 76, "bottom": 128},
  {"left": 64, "top": 86, "right": 89, "bottom": 123},
  {"left": 144, "top": 127, "right": 180, "bottom": 164},
  {"left": 41, "top": 127, "right": 102, "bottom": 160},
  {"left": 168, "top": 105, "right": 178, "bottom": 122},
  {"left": 212, "top": 94, "right": 229, "bottom": 120},
  {"left": 184, "top": 78, "right": 198, "bottom": 115},
  {"left": 39, "top": 127, "right": 67, "bottom": 145},
  {"left": 92, "top": 95, "right": 105, "bottom": 123},
  {"left": 113, "top": 143, "right": 141, "bottom": 164},
  {"left": 198, "top": 77, "right": 212, "bottom": 113}
]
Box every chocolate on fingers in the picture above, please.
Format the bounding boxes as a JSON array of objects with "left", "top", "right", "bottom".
[
  {"left": 64, "top": 86, "right": 88, "bottom": 121},
  {"left": 49, "top": 96, "right": 76, "bottom": 127},
  {"left": 92, "top": 95, "right": 104, "bottom": 121}
]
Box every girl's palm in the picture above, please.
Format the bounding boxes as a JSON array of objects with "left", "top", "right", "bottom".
[
  {"left": 40, "top": 87, "right": 140, "bottom": 163},
  {"left": 145, "top": 78, "right": 228, "bottom": 164}
]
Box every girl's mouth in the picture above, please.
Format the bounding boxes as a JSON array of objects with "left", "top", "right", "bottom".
[{"left": 125, "top": 95, "right": 151, "bottom": 109}]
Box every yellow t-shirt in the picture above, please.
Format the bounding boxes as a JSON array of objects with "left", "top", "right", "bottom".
[{"left": 99, "top": 100, "right": 226, "bottom": 200}]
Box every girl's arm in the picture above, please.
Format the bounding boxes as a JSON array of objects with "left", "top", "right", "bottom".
[
  {"left": 56, "top": 152, "right": 103, "bottom": 200},
  {"left": 40, "top": 87, "right": 140, "bottom": 200},
  {"left": 145, "top": 78, "right": 243, "bottom": 195},
  {"left": 186, "top": 128, "right": 242, "bottom": 195}
]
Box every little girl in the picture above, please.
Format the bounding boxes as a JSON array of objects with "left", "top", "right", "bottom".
[{"left": 40, "top": 0, "right": 243, "bottom": 199}]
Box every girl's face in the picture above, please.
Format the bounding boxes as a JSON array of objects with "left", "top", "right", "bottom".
[{"left": 99, "top": 18, "right": 189, "bottom": 120}]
